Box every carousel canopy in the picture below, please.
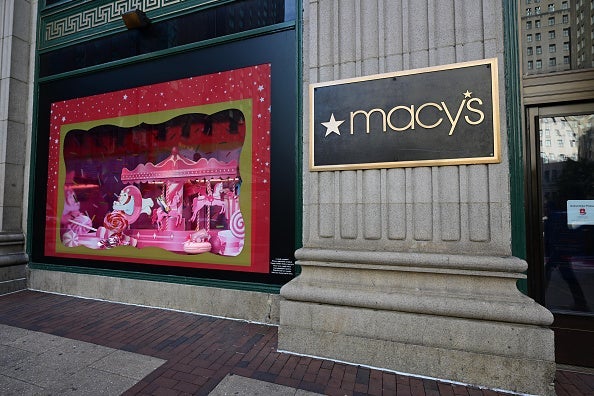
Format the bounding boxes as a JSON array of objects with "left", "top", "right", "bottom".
[{"left": 121, "top": 147, "right": 238, "bottom": 183}]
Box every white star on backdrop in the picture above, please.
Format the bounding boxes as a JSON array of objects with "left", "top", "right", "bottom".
[{"left": 322, "top": 113, "right": 344, "bottom": 137}]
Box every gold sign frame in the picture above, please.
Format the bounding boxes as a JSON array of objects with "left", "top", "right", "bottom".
[{"left": 309, "top": 58, "right": 501, "bottom": 171}]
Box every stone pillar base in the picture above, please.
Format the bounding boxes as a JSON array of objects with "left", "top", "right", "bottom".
[
  {"left": 0, "top": 264, "right": 27, "bottom": 295},
  {"left": 279, "top": 248, "right": 556, "bottom": 395},
  {"left": 0, "top": 233, "right": 28, "bottom": 295}
]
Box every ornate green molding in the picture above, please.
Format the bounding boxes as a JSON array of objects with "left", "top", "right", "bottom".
[{"left": 39, "top": 0, "right": 233, "bottom": 51}]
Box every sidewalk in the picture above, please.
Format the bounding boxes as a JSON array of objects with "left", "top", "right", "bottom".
[{"left": 0, "top": 290, "right": 592, "bottom": 395}]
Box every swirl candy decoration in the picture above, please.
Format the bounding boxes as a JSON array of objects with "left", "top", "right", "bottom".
[
  {"left": 62, "top": 230, "right": 79, "bottom": 247},
  {"left": 104, "top": 211, "right": 129, "bottom": 234},
  {"left": 229, "top": 210, "right": 245, "bottom": 239},
  {"left": 68, "top": 214, "right": 93, "bottom": 235}
]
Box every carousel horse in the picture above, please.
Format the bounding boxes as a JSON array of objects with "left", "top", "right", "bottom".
[
  {"left": 151, "top": 189, "right": 183, "bottom": 231},
  {"left": 190, "top": 182, "right": 225, "bottom": 223}
]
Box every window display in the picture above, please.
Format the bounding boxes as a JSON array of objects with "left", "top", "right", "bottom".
[{"left": 44, "top": 64, "right": 272, "bottom": 273}]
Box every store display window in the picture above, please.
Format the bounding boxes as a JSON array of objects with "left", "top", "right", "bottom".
[{"left": 44, "top": 65, "right": 273, "bottom": 273}]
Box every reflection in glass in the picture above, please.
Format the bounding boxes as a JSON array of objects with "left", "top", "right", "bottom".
[
  {"left": 540, "top": 113, "right": 594, "bottom": 313},
  {"left": 520, "top": 0, "right": 594, "bottom": 75}
]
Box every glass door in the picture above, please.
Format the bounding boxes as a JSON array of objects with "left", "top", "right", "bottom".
[{"left": 526, "top": 102, "right": 594, "bottom": 367}]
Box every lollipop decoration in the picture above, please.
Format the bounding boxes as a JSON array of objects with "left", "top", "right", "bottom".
[
  {"left": 104, "top": 211, "right": 129, "bottom": 234},
  {"left": 63, "top": 214, "right": 96, "bottom": 248},
  {"left": 97, "top": 211, "right": 133, "bottom": 249},
  {"left": 67, "top": 214, "right": 95, "bottom": 235},
  {"left": 229, "top": 210, "right": 245, "bottom": 239},
  {"left": 61, "top": 230, "right": 80, "bottom": 247}
]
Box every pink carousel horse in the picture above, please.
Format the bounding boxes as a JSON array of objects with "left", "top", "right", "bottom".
[
  {"left": 151, "top": 183, "right": 183, "bottom": 231},
  {"left": 190, "top": 182, "right": 225, "bottom": 223}
]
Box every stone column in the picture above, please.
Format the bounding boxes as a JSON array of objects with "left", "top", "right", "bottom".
[
  {"left": 0, "top": 0, "right": 33, "bottom": 294},
  {"left": 279, "top": 1, "right": 556, "bottom": 394}
]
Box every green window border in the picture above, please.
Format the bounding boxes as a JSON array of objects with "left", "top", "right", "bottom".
[{"left": 29, "top": 0, "right": 303, "bottom": 294}]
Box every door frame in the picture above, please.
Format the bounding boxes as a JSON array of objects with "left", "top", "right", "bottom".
[
  {"left": 524, "top": 101, "right": 594, "bottom": 367},
  {"left": 504, "top": 0, "right": 594, "bottom": 367}
]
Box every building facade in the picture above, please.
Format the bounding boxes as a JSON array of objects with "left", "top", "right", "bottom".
[
  {"left": 0, "top": 0, "right": 32, "bottom": 293},
  {"left": 521, "top": 0, "right": 594, "bottom": 74},
  {"left": 521, "top": 0, "right": 574, "bottom": 74},
  {"left": 1, "top": 0, "right": 594, "bottom": 395},
  {"left": 574, "top": 0, "right": 594, "bottom": 68}
]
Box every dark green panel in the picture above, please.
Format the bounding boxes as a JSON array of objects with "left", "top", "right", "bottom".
[{"left": 503, "top": 0, "right": 528, "bottom": 294}]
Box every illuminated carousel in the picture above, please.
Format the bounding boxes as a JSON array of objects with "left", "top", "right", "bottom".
[{"left": 63, "top": 147, "right": 245, "bottom": 256}]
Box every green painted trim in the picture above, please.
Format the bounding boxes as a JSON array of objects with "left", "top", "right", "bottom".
[
  {"left": 42, "top": 0, "right": 87, "bottom": 11},
  {"left": 26, "top": 1, "right": 45, "bottom": 257},
  {"left": 38, "top": 22, "right": 296, "bottom": 83},
  {"left": 41, "top": 0, "right": 93, "bottom": 14},
  {"left": 503, "top": 0, "right": 528, "bottom": 294},
  {"left": 28, "top": 262, "right": 283, "bottom": 294},
  {"left": 39, "top": 0, "right": 238, "bottom": 51},
  {"left": 294, "top": 0, "right": 303, "bottom": 252}
]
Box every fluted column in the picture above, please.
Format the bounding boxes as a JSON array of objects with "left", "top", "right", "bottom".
[
  {"left": 0, "top": 0, "right": 33, "bottom": 293},
  {"left": 280, "top": 1, "right": 556, "bottom": 394}
]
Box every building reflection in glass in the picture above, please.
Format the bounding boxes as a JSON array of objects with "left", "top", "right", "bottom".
[
  {"left": 540, "top": 113, "right": 594, "bottom": 313},
  {"left": 521, "top": 0, "right": 594, "bottom": 75}
]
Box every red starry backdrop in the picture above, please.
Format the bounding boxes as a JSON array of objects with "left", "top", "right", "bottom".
[{"left": 45, "top": 64, "right": 272, "bottom": 273}]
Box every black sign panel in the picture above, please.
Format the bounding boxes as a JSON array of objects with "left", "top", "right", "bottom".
[{"left": 310, "top": 59, "right": 500, "bottom": 170}]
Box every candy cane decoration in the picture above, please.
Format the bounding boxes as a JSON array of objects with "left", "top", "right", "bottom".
[
  {"left": 68, "top": 218, "right": 98, "bottom": 232},
  {"left": 205, "top": 182, "right": 212, "bottom": 233}
]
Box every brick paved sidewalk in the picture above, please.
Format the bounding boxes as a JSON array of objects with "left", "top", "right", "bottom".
[{"left": 0, "top": 290, "right": 592, "bottom": 395}]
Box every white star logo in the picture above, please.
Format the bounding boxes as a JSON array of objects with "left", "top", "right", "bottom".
[
  {"left": 322, "top": 113, "right": 344, "bottom": 137},
  {"left": 463, "top": 90, "right": 472, "bottom": 98}
]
